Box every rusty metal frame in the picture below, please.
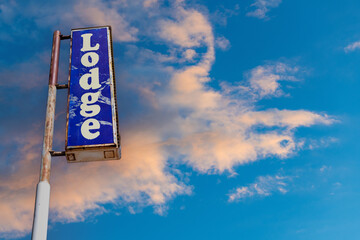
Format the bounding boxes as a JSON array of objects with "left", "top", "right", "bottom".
[
  {"left": 40, "top": 30, "right": 61, "bottom": 182},
  {"left": 107, "top": 26, "right": 121, "bottom": 151},
  {"left": 64, "top": 26, "right": 121, "bottom": 162}
]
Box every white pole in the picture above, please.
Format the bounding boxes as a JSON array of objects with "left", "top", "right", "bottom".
[{"left": 32, "top": 181, "right": 51, "bottom": 240}]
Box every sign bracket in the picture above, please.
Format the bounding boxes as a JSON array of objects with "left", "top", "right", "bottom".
[
  {"left": 60, "top": 35, "right": 71, "bottom": 40},
  {"left": 55, "top": 84, "right": 68, "bottom": 89},
  {"left": 49, "top": 150, "right": 66, "bottom": 157}
]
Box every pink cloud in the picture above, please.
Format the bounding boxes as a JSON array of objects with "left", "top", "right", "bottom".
[
  {"left": 228, "top": 175, "right": 289, "bottom": 202},
  {"left": 247, "top": 0, "right": 282, "bottom": 19}
]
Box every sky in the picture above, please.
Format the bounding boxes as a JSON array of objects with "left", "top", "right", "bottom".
[{"left": 0, "top": 0, "right": 359, "bottom": 239}]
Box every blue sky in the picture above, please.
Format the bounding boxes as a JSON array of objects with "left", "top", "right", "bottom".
[{"left": 0, "top": 0, "right": 359, "bottom": 239}]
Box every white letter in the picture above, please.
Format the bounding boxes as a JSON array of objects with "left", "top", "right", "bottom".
[
  {"left": 81, "top": 33, "right": 99, "bottom": 52},
  {"left": 81, "top": 118, "right": 100, "bottom": 140},
  {"left": 81, "top": 52, "right": 99, "bottom": 67},
  {"left": 80, "top": 92, "right": 101, "bottom": 117},
  {"left": 79, "top": 68, "right": 101, "bottom": 90}
]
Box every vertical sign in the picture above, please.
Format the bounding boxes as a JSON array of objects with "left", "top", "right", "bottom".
[{"left": 66, "top": 26, "right": 120, "bottom": 162}]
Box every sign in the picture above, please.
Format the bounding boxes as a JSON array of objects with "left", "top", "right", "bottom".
[{"left": 65, "top": 26, "right": 120, "bottom": 162}]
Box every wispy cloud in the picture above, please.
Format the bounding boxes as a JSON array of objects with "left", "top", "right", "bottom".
[
  {"left": 0, "top": 0, "right": 138, "bottom": 43},
  {"left": 247, "top": 0, "right": 282, "bottom": 19},
  {"left": 246, "top": 62, "right": 298, "bottom": 98},
  {"left": 306, "top": 137, "right": 339, "bottom": 150},
  {"left": 228, "top": 175, "right": 290, "bottom": 202},
  {"left": 143, "top": 0, "right": 159, "bottom": 9},
  {"left": 0, "top": 51, "right": 50, "bottom": 88},
  {"left": 344, "top": 41, "right": 360, "bottom": 53},
  {"left": 215, "top": 36, "right": 231, "bottom": 50},
  {"left": 70, "top": 0, "right": 138, "bottom": 42}
]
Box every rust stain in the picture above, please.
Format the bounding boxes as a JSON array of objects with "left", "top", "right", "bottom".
[{"left": 39, "top": 31, "right": 61, "bottom": 182}]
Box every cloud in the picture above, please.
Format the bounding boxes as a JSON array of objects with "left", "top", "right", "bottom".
[
  {"left": 0, "top": 126, "right": 191, "bottom": 238},
  {"left": 320, "top": 165, "right": 331, "bottom": 173},
  {"left": 69, "top": 0, "right": 138, "bottom": 42},
  {"left": 246, "top": 62, "right": 298, "bottom": 98},
  {"left": 159, "top": 6, "right": 214, "bottom": 48},
  {"left": 228, "top": 175, "right": 289, "bottom": 202},
  {"left": 215, "top": 36, "right": 231, "bottom": 50},
  {"left": 238, "top": 109, "right": 334, "bottom": 129},
  {"left": 212, "top": 4, "right": 240, "bottom": 26},
  {"left": 50, "top": 132, "right": 190, "bottom": 222},
  {"left": 159, "top": 59, "right": 334, "bottom": 173},
  {"left": 344, "top": 41, "right": 360, "bottom": 53},
  {"left": 143, "top": 0, "right": 158, "bottom": 8},
  {"left": 305, "top": 137, "right": 339, "bottom": 150},
  {"left": 0, "top": 132, "right": 42, "bottom": 238},
  {"left": 0, "top": 51, "right": 49, "bottom": 88},
  {"left": 0, "top": 0, "right": 138, "bottom": 43},
  {"left": 247, "top": 0, "right": 282, "bottom": 19},
  {"left": 0, "top": 0, "right": 335, "bottom": 238},
  {"left": 182, "top": 49, "right": 197, "bottom": 61}
]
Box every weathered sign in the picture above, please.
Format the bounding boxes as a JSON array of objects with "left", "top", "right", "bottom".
[{"left": 65, "top": 26, "right": 120, "bottom": 162}]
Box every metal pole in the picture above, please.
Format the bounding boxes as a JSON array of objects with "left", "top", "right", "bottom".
[{"left": 32, "top": 30, "right": 61, "bottom": 240}]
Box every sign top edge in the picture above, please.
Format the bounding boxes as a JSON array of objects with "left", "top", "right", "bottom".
[{"left": 71, "top": 26, "right": 111, "bottom": 32}]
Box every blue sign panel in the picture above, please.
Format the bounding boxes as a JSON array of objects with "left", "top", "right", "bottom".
[{"left": 67, "top": 26, "right": 118, "bottom": 148}]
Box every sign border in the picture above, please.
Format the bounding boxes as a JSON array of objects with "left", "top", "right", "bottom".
[{"left": 65, "top": 26, "right": 120, "bottom": 150}]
